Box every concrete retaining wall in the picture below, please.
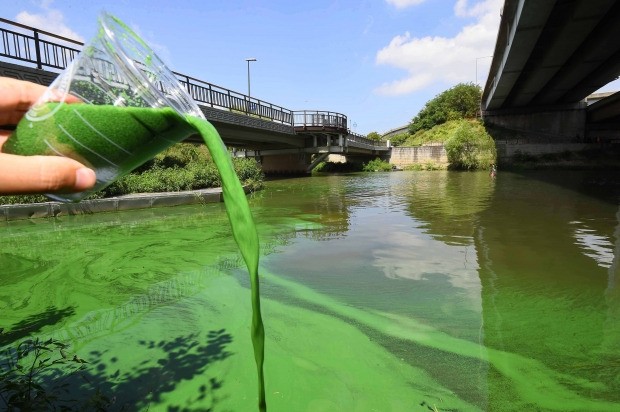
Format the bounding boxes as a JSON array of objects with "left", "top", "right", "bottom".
[
  {"left": 0, "top": 188, "right": 228, "bottom": 222},
  {"left": 389, "top": 145, "right": 448, "bottom": 167}
]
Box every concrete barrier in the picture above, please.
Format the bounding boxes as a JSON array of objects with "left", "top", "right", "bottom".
[
  {"left": 0, "top": 187, "right": 230, "bottom": 222},
  {"left": 389, "top": 145, "right": 448, "bottom": 167}
]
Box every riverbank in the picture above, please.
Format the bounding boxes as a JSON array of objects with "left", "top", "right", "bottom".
[{"left": 0, "top": 186, "right": 249, "bottom": 222}]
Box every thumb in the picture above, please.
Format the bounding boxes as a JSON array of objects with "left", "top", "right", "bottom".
[{"left": 0, "top": 154, "right": 97, "bottom": 195}]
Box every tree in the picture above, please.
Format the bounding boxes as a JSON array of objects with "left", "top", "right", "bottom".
[
  {"left": 409, "top": 83, "right": 481, "bottom": 134},
  {"left": 366, "top": 131, "right": 382, "bottom": 141}
]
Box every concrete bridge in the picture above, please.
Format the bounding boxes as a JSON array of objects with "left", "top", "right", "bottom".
[
  {"left": 0, "top": 17, "right": 389, "bottom": 175},
  {"left": 482, "top": 0, "right": 620, "bottom": 143}
]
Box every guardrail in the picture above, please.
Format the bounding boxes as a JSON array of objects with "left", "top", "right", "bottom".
[
  {"left": 293, "top": 110, "right": 348, "bottom": 130},
  {"left": 173, "top": 72, "right": 293, "bottom": 125},
  {"left": 347, "top": 132, "right": 390, "bottom": 149},
  {"left": 0, "top": 17, "right": 294, "bottom": 125},
  {"left": 292, "top": 110, "right": 388, "bottom": 148},
  {"left": 0, "top": 17, "right": 81, "bottom": 69}
]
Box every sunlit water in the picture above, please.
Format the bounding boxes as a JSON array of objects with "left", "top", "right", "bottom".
[{"left": 1, "top": 170, "right": 619, "bottom": 411}]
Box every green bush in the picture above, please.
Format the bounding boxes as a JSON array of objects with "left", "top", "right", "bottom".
[
  {"left": 102, "top": 147, "right": 263, "bottom": 196},
  {"left": 313, "top": 161, "right": 361, "bottom": 173},
  {"left": 444, "top": 121, "right": 496, "bottom": 170},
  {"left": 388, "top": 132, "right": 410, "bottom": 147},
  {"left": 362, "top": 158, "right": 392, "bottom": 172}
]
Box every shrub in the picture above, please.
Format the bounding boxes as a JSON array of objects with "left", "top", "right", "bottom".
[
  {"left": 0, "top": 337, "right": 91, "bottom": 410},
  {"left": 388, "top": 132, "right": 410, "bottom": 147},
  {"left": 362, "top": 158, "right": 392, "bottom": 172},
  {"left": 313, "top": 162, "right": 361, "bottom": 173},
  {"left": 445, "top": 120, "right": 496, "bottom": 170}
]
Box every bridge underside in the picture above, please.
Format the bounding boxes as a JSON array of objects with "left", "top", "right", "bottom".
[
  {"left": 482, "top": 0, "right": 620, "bottom": 143},
  {"left": 483, "top": 0, "right": 620, "bottom": 111}
]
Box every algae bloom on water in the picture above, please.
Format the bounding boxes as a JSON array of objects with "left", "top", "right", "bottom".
[{"left": 5, "top": 102, "right": 267, "bottom": 411}]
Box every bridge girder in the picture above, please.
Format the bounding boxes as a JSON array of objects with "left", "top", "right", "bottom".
[{"left": 483, "top": 0, "right": 620, "bottom": 111}]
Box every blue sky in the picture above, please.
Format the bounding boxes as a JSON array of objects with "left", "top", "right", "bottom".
[{"left": 4, "top": 0, "right": 617, "bottom": 134}]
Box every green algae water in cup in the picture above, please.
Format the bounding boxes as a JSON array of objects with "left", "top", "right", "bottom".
[{"left": 3, "top": 12, "right": 203, "bottom": 202}]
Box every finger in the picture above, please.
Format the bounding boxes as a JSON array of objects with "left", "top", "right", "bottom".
[
  {"left": 0, "top": 78, "right": 48, "bottom": 126},
  {"left": 0, "top": 77, "right": 81, "bottom": 126},
  {"left": 0, "top": 153, "right": 97, "bottom": 194}
]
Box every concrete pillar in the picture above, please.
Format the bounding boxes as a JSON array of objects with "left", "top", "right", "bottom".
[
  {"left": 483, "top": 104, "right": 587, "bottom": 141},
  {"left": 260, "top": 153, "right": 311, "bottom": 175}
]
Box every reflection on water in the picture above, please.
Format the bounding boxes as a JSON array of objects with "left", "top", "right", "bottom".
[{"left": 1, "top": 170, "right": 619, "bottom": 411}]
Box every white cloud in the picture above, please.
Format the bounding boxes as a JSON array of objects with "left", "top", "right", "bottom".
[
  {"left": 385, "top": 0, "right": 428, "bottom": 9},
  {"left": 15, "top": 0, "right": 83, "bottom": 42},
  {"left": 375, "top": 0, "right": 502, "bottom": 95}
]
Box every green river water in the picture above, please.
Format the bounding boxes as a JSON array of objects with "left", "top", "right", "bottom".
[{"left": 1, "top": 170, "right": 619, "bottom": 411}]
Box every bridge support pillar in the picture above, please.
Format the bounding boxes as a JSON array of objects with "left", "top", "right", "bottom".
[
  {"left": 483, "top": 103, "right": 587, "bottom": 141},
  {"left": 260, "top": 153, "right": 311, "bottom": 175}
]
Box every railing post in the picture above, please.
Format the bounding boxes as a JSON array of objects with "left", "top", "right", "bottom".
[
  {"left": 33, "top": 29, "right": 42, "bottom": 69},
  {"left": 184, "top": 75, "right": 191, "bottom": 96}
]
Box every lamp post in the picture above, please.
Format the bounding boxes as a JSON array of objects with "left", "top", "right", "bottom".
[
  {"left": 245, "top": 58, "right": 257, "bottom": 97},
  {"left": 475, "top": 55, "right": 493, "bottom": 86}
]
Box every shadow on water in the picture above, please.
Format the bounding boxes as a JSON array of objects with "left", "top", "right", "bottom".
[
  {"left": 0, "top": 306, "right": 76, "bottom": 346},
  {"left": 504, "top": 169, "right": 620, "bottom": 205},
  {"left": 0, "top": 329, "right": 233, "bottom": 411}
]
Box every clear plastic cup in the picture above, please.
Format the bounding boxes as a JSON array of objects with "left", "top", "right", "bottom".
[{"left": 3, "top": 12, "right": 204, "bottom": 202}]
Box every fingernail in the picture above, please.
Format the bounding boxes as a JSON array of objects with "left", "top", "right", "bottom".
[{"left": 75, "top": 168, "right": 96, "bottom": 190}]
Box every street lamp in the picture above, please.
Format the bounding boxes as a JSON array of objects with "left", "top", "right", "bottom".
[
  {"left": 245, "top": 58, "right": 257, "bottom": 97},
  {"left": 475, "top": 55, "right": 493, "bottom": 86}
]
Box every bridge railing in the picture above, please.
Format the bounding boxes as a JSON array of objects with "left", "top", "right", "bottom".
[
  {"left": 293, "top": 110, "right": 388, "bottom": 148},
  {"left": 173, "top": 72, "right": 293, "bottom": 125},
  {"left": 347, "top": 132, "right": 390, "bottom": 149},
  {"left": 0, "top": 17, "right": 294, "bottom": 126},
  {"left": 0, "top": 17, "right": 81, "bottom": 70},
  {"left": 293, "top": 110, "right": 348, "bottom": 131}
]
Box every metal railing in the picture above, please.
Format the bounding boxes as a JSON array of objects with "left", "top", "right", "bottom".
[
  {"left": 293, "top": 110, "right": 388, "bottom": 148},
  {"left": 293, "top": 110, "right": 348, "bottom": 130},
  {"left": 0, "top": 17, "right": 81, "bottom": 69},
  {"left": 0, "top": 17, "right": 294, "bottom": 126},
  {"left": 347, "top": 132, "right": 390, "bottom": 149},
  {"left": 173, "top": 72, "right": 293, "bottom": 125}
]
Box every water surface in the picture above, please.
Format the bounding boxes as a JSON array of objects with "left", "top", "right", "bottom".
[{"left": 1, "top": 170, "right": 619, "bottom": 411}]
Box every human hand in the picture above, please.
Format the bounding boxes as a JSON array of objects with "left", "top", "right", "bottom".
[{"left": 0, "top": 77, "right": 96, "bottom": 195}]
